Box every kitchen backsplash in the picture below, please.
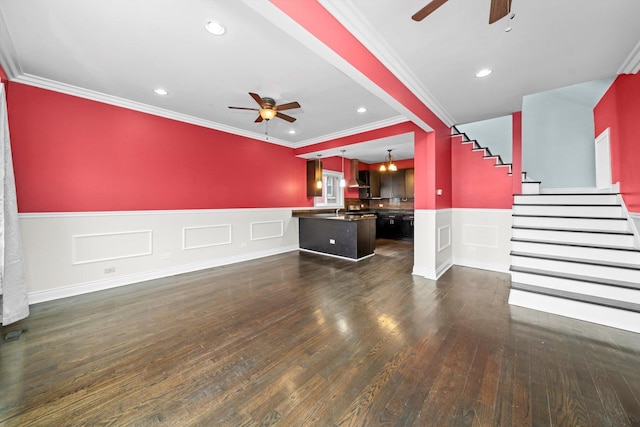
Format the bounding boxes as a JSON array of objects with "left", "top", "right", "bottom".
[{"left": 345, "top": 198, "right": 414, "bottom": 211}]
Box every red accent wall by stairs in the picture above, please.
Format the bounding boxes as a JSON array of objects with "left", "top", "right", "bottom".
[
  {"left": 594, "top": 72, "right": 640, "bottom": 213},
  {"left": 451, "top": 135, "right": 513, "bottom": 209}
]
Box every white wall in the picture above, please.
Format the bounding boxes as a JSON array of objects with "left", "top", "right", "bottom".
[
  {"left": 522, "top": 77, "right": 614, "bottom": 188},
  {"left": 20, "top": 208, "right": 299, "bottom": 303},
  {"left": 452, "top": 209, "right": 512, "bottom": 273},
  {"left": 414, "top": 208, "right": 511, "bottom": 279},
  {"left": 413, "top": 209, "right": 453, "bottom": 280},
  {"left": 457, "top": 115, "right": 513, "bottom": 163}
]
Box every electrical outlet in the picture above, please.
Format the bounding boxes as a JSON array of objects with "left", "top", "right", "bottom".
[
  {"left": 104, "top": 267, "right": 115, "bottom": 274},
  {"left": 161, "top": 253, "right": 171, "bottom": 260},
  {"left": 329, "top": 239, "right": 336, "bottom": 245},
  {"left": 240, "top": 242, "right": 248, "bottom": 248}
]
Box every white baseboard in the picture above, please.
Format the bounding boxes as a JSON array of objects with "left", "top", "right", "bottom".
[
  {"left": 453, "top": 257, "right": 510, "bottom": 274},
  {"left": 508, "top": 289, "right": 640, "bottom": 334},
  {"left": 412, "top": 259, "right": 452, "bottom": 280},
  {"left": 28, "top": 245, "right": 298, "bottom": 304}
]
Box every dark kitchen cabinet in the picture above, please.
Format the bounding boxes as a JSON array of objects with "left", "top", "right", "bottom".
[
  {"left": 358, "top": 170, "right": 380, "bottom": 199},
  {"left": 405, "top": 168, "right": 414, "bottom": 198},
  {"left": 380, "top": 170, "right": 405, "bottom": 198},
  {"left": 306, "top": 159, "right": 323, "bottom": 197},
  {"left": 380, "top": 168, "right": 414, "bottom": 199}
]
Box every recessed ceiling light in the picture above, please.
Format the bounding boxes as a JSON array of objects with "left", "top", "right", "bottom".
[
  {"left": 475, "top": 68, "right": 493, "bottom": 78},
  {"left": 357, "top": 107, "right": 367, "bottom": 113},
  {"left": 288, "top": 129, "right": 296, "bottom": 134},
  {"left": 205, "top": 21, "right": 225, "bottom": 35},
  {"left": 153, "top": 88, "right": 168, "bottom": 96}
]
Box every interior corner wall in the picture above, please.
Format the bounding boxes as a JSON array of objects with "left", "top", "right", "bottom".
[
  {"left": 594, "top": 72, "right": 640, "bottom": 213},
  {"left": 457, "top": 115, "right": 513, "bottom": 163},
  {"left": 522, "top": 92, "right": 596, "bottom": 188}
]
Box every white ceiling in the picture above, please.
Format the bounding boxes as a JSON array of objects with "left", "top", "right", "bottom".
[{"left": 1, "top": 0, "right": 639, "bottom": 164}]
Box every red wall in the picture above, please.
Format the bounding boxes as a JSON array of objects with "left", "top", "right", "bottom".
[
  {"left": 451, "top": 135, "right": 513, "bottom": 209},
  {"left": 594, "top": 73, "right": 640, "bottom": 212},
  {"left": 8, "top": 83, "right": 311, "bottom": 212}
]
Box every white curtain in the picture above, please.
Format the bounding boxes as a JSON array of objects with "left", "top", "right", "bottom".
[{"left": 0, "top": 82, "right": 29, "bottom": 325}]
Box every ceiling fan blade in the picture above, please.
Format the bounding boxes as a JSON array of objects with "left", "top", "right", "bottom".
[
  {"left": 254, "top": 115, "right": 264, "bottom": 123},
  {"left": 228, "top": 106, "right": 260, "bottom": 111},
  {"left": 276, "top": 112, "right": 296, "bottom": 123},
  {"left": 249, "top": 92, "right": 264, "bottom": 107},
  {"left": 489, "top": 0, "right": 512, "bottom": 24},
  {"left": 274, "top": 101, "right": 301, "bottom": 111},
  {"left": 412, "top": 0, "right": 448, "bottom": 21}
]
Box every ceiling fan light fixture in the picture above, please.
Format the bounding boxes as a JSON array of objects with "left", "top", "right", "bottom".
[
  {"left": 475, "top": 68, "right": 493, "bottom": 78},
  {"left": 205, "top": 21, "right": 226, "bottom": 35},
  {"left": 259, "top": 108, "right": 277, "bottom": 121}
]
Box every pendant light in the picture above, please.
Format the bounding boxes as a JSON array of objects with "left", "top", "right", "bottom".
[
  {"left": 379, "top": 149, "right": 397, "bottom": 172},
  {"left": 340, "top": 150, "right": 346, "bottom": 188}
]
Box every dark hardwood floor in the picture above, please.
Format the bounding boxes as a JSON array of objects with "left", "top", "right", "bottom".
[{"left": 1, "top": 239, "right": 639, "bottom": 426}]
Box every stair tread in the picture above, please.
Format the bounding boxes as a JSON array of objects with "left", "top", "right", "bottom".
[
  {"left": 512, "top": 225, "right": 633, "bottom": 235},
  {"left": 510, "top": 266, "right": 640, "bottom": 290},
  {"left": 510, "top": 282, "right": 640, "bottom": 313},
  {"left": 511, "top": 238, "right": 640, "bottom": 252},
  {"left": 512, "top": 214, "right": 627, "bottom": 220},
  {"left": 511, "top": 251, "right": 640, "bottom": 270}
]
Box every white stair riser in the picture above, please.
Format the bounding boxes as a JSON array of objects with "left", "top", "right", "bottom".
[
  {"left": 522, "top": 182, "right": 540, "bottom": 194},
  {"left": 512, "top": 205, "right": 623, "bottom": 217},
  {"left": 512, "top": 228, "right": 634, "bottom": 247},
  {"left": 512, "top": 241, "right": 640, "bottom": 264},
  {"left": 508, "top": 289, "right": 640, "bottom": 334},
  {"left": 511, "top": 256, "right": 640, "bottom": 283},
  {"left": 512, "top": 216, "right": 629, "bottom": 232},
  {"left": 514, "top": 194, "right": 619, "bottom": 205},
  {"left": 511, "top": 272, "right": 640, "bottom": 304}
]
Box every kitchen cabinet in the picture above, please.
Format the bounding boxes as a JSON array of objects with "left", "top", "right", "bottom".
[
  {"left": 380, "top": 168, "right": 414, "bottom": 199},
  {"left": 358, "top": 170, "right": 380, "bottom": 199},
  {"left": 298, "top": 216, "right": 376, "bottom": 260},
  {"left": 306, "top": 159, "right": 323, "bottom": 197},
  {"left": 380, "top": 170, "right": 405, "bottom": 198},
  {"left": 405, "top": 168, "right": 414, "bottom": 198}
]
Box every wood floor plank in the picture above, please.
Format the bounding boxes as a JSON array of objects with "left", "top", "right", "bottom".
[{"left": 2, "top": 240, "right": 640, "bottom": 426}]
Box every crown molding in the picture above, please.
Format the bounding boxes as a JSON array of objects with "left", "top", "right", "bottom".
[
  {"left": 11, "top": 74, "right": 294, "bottom": 147},
  {"left": 618, "top": 39, "right": 640, "bottom": 74},
  {"left": 319, "top": 0, "right": 456, "bottom": 127},
  {"left": 0, "top": 10, "right": 21, "bottom": 79},
  {"left": 292, "top": 116, "right": 408, "bottom": 148}
]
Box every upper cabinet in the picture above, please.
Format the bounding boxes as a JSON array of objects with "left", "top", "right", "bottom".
[
  {"left": 306, "top": 159, "right": 323, "bottom": 197},
  {"left": 358, "top": 170, "right": 380, "bottom": 199},
  {"left": 380, "top": 168, "right": 414, "bottom": 199}
]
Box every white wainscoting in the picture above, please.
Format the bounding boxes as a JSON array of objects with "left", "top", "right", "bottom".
[
  {"left": 452, "top": 208, "right": 512, "bottom": 273},
  {"left": 413, "top": 209, "right": 453, "bottom": 280},
  {"left": 19, "top": 208, "right": 299, "bottom": 304}
]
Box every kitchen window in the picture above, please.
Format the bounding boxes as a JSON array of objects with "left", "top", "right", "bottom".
[{"left": 314, "top": 170, "right": 344, "bottom": 208}]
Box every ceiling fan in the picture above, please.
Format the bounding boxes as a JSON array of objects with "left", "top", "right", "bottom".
[
  {"left": 412, "top": 0, "right": 512, "bottom": 24},
  {"left": 228, "top": 92, "right": 301, "bottom": 123}
]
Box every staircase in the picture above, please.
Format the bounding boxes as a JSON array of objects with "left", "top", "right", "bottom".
[
  {"left": 453, "top": 128, "right": 513, "bottom": 176},
  {"left": 509, "top": 185, "right": 640, "bottom": 333}
]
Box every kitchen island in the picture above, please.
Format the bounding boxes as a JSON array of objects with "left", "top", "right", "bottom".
[{"left": 293, "top": 212, "right": 376, "bottom": 260}]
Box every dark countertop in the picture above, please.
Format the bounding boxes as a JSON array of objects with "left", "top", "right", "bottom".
[{"left": 294, "top": 212, "right": 375, "bottom": 221}]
